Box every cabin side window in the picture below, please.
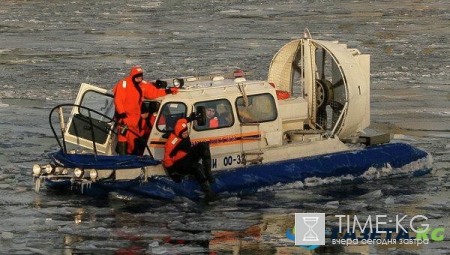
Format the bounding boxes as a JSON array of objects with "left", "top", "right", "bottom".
[
  {"left": 156, "top": 102, "right": 187, "bottom": 132},
  {"left": 194, "top": 99, "right": 234, "bottom": 131},
  {"left": 236, "top": 93, "right": 277, "bottom": 123}
]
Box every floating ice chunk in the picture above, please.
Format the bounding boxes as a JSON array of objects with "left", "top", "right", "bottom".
[
  {"left": 424, "top": 212, "right": 444, "bottom": 219},
  {"left": 114, "top": 193, "right": 133, "bottom": 201},
  {"left": 325, "top": 201, "right": 339, "bottom": 209},
  {"left": 1, "top": 231, "right": 13, "bottom": 239},
  {"left": 221, "top": 196, "right": 241, "bottom": 202},
  {"left": 392, "top": 134, "right": 417, "bottom": 141},
  {"left": 0, "top": 184, "right": 10, "bottom": 189},
  {"left": 152, "top": 247, "right": 167, "bottom": 254},
  {"left": 384, "top": 196, "right": 395, "bottom": 205},
  {"left": 395, "top": 195, "right": 415, "bottom": 204},
  {"left": 14, "top": 186, "right": 28, "bottom": 193},
  {"left": 257, "top": 181, "right": 304, "bottom": 192},
  {"left": 359, "top": 190, "right": 383, "bottom": 199},
  {"left": 149, "top": 241, "right": 159, "bottom": 247},
  {"left": 165, "top": 246, "right": 208, "bottom": 254},
  {"left": 303, "top": 202, "right": 323, "bottom": 209},
  {"left": 221, "top": 9, "right": 241, "bottom": 13},
  {"left": 59, "top": 226, "right": 73, "bottom": 232},
  {"left": 75, "top": 243, "right": 98, "bottom": 250},
  {"left": 359, "top": 154, "right": 431, "bottom": 180},
  {"left": 340, "top": 202, "right": 368, "bottom": 211},
  {"left": 304, "top": 177, "right": 323, "bottom": 187},
  {"left": 286, "top": 181, "right": 305, "bottom": 189},
  {"left": 416, "top": 201, "right": 450, "bottom": 211},
  {"left": 38, "top": 207, "right": 74, "bottom": 215},
  {"left": 26, "top": 248, "right": 47, "bottom": 255}
]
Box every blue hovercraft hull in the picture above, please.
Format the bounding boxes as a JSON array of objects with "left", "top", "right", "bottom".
[{"left": 44, "top": 142, "right": 431, "bottom": 200}]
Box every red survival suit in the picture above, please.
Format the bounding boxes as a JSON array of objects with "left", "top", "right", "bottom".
[
  {"left": 129, "top": 104, "right": 153, "bottom": 155},
  {"left": 113, "top": 65, "right": 176, "bottom": 155},
  {"left": 207, "top": 117, "right": 219, "bottom": 128}
]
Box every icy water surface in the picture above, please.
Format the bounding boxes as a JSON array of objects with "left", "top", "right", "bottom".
[{"left": 1, "top": 0, "right": 450, "bottom": 254}]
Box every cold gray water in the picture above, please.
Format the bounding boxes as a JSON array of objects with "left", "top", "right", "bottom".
[{"left": 1, "top": 0, "right": 450, "bottom": 254}]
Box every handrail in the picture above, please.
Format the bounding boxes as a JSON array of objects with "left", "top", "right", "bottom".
[
  {"left": 87, "top": 110, "right": 98, "bottom": 160},
  {"left": 48, "top": 104, "right": 153, "bottom": 158},
  {"left": 159, "top": 71, "right": 253, "bottom": 84}
]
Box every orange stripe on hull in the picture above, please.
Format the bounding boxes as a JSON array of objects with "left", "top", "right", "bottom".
[{"left": 149, "top": 132, "right": 261, "bottom": 148}]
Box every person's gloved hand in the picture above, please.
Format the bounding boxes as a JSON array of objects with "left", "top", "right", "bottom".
[
  {"left": 116, "top": 112, "right": 127, "bottom": 119},
  {"left": 165, "top": 87, "right": 179, "bottom": 95},
  {"left": 187, "top": 111, "right": 197, "bottom": 122}
]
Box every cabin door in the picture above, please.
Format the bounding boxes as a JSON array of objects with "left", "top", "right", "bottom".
[{"left": 64, "top": 83, "right": 116, "bottom": 154}]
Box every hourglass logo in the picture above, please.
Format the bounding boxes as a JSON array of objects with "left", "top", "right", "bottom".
[{"left": 295, "top": 213, "right": 325, "bottom": 245}]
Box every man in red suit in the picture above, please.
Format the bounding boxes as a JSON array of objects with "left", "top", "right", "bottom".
[{"left": 113, "top": 65, "right": 178, "bottom": 155}]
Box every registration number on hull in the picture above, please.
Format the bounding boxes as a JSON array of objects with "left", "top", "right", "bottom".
[{"left": 212, "top": 154, "right": 243, "bottom": 169}]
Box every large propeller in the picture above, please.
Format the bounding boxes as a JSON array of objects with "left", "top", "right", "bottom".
[
  {"left": 288, "top": 42, "right": 347, "bottom": 131},
  {"left": 268, "top": 35, "right": 370, "bottom": 139}
]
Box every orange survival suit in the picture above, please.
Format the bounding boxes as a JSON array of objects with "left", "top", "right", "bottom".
[{"left": 113, "top": 65, "right": 177, "bottom": 155}]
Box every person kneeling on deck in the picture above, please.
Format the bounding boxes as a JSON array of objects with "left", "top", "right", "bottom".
[{"left": 163, "top": 118, "right": 218, "bottom": 202}]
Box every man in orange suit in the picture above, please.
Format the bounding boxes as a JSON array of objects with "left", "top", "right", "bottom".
[{"left": 113, "top": 65, "right": 178, "bottom": 155}]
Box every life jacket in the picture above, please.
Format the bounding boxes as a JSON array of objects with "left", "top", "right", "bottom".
[
  {"left": 276, "top": 90, "right": 290, "bottom": 100},
  {"left": 268, "top": 82, "right": 290, "bottom": 100},
  {"left": 163, "top": 118, "right": 189, "bottom": 167},
  {"left": 209, "top": 117, "right": 219, "bottom": 128}
]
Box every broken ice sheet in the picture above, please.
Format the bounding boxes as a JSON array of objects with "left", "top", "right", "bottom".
[
  {"left": 357, "top": 189, "right": 383, "bottom": 200},
  {"left": 338, "top": 201, "right": 369, "bottom": 211},
  {"left": 168, "top": 217, "right": 259, "bottom": 232}
]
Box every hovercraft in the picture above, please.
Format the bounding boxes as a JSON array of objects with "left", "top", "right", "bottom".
[{"left": 32, "top": 31, "right": 432, "bottom": 200}]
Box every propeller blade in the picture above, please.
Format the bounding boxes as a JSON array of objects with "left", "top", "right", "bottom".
[
  {"left": 332, "top": 78, "right": 344, "bottom": 88},
  {"left": 293, "top": 64, "right": 302, "bottom": 75}
]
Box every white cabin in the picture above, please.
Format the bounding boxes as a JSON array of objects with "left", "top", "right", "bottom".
[{"left": 61, "top": 36, "right": 372, "bottom": 179}]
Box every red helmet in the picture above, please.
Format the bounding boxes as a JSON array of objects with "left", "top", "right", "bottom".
[
  {"left": 130, "top": 65, "right": 144, "bottom": 77},
  {"left": 174, "top": 118, "right": 188, "bottom": 137}
]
